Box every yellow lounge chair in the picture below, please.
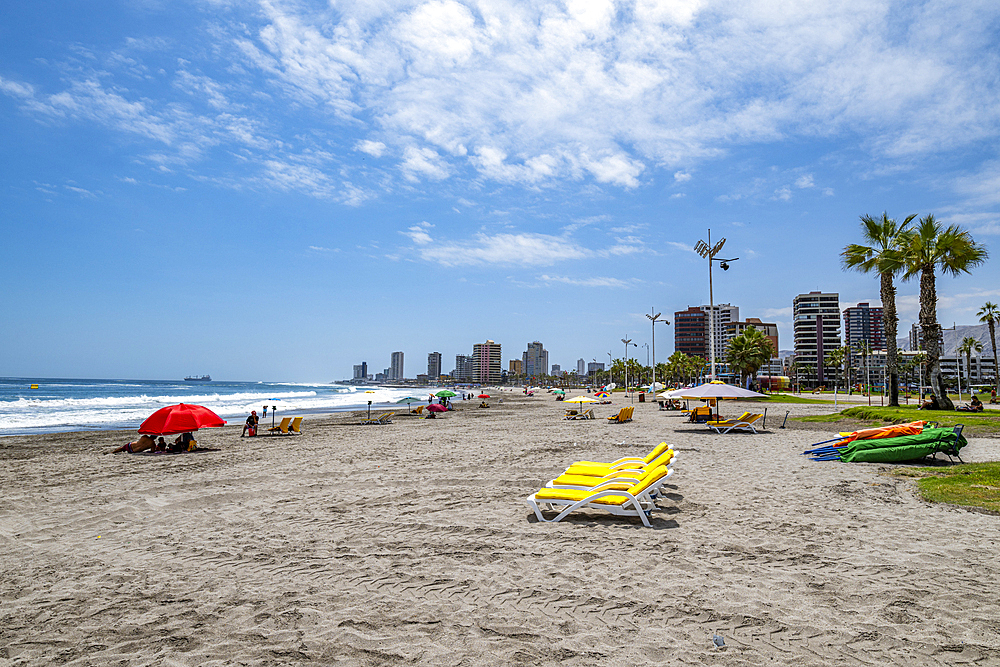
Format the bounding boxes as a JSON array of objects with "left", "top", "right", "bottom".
[
  {"left": 707, "top": 412, "right": 764, "bottom": 434},
  {"left": 568, "top": 441, "right": 671, "bottom": 472},
  {"left": 361, "top": 412, "right": 394, "bottom": 425},
  {"left": 288, "top": 417, "right": 303, "bottom": 434},
  {"left": 412, "top": 405, "right": 424, "bottom": 415},
  {"left": 606, "top": 405, "right": 634, "bottom": 423},
  {"left": 552, "top": 449, "right": 675, "bottom": 487},
  {"left": 526, "top": 466, "right": 673, "bottom": 527},
  {"left": 267, "top": 417, "right": 292, "bottom": 434}
]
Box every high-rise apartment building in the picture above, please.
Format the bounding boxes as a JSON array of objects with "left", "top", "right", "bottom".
[
  {"left": 674, "top": 307, "right": 707, "bottom": 358},
  {"left": 454, "top": 354, "right": 473, "bottom": 381},
  {"left": 793, "top": 292, "right": 841, "bottom": 387},
  {"left": 577, "top": 358, "right": 585, "bottom": 375},
  {"left": 843, "top": 303, "right": 885, "bottom": 350},
  {"left": 427, "top": 352, "right": 442, "bottom": 379},
  {"left": 352, "top": 362, "right": 367, "bottom": 380},
  {"left": 522, "top": 341, "right": 549, "bottom": 379},
  {"left": 702, "top": 303, "right": 739, "bottom": 358},
  {"left": 390, "top": 351, "right": 404, "bottom": 380},
  {"left": 587, "top": 361, "right": 605, "bottom": 376},
  {"left": 725, "top": 318, "right": 778, "bottom": 356},
  {"left": 551, "top": 364, "right": 561, "bottom": 375},
  {"left": 472, "top": 340, "right": 502, "bottom": 384},
  {"left": 509, "top": 359, "right": 523, "bottom": 376}
]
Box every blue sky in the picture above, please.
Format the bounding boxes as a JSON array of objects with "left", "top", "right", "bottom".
[{"left": 3, "top": 0, "right": 1000, "bottom": 382}]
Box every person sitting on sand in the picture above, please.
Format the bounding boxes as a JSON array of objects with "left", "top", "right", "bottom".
[
  {"left": 479, "top": 400, "right": 490, "bottom": 408},
  {"left": 170, "top": 432, "right": 195, "bottom": 452},
  {"left": 156, "top": 437, "right": 167, "bottom": 452},
  {"left": 241, "top": 410, "right": 259, "bottom": 437},
  {"left": 110, "top": 434, "right": 156, "bottom": 454}
]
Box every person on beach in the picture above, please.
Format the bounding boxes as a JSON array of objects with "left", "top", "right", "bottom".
[
  {"left": 170, "top": 432, "right": 195, "bottom": 452},
  {"left": 262, "top": 405, "right": 268, "bottom": 419},
  {"left": 110, "top": 434, "right": 157, "bottom": 454},
  {"left": 156, "top": 437, "right": 167, "bottom": 451},
  {"left": 241, "top": 410, "right": 259, "bottom": 437}
]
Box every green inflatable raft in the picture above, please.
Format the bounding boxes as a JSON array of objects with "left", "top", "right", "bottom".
[{"left": 838, "top": 427, "right": 967, "bottom": 463}]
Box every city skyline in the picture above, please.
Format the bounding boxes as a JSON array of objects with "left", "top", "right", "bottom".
[{"left": 3, "top": 2, "right": 1000, "bottom": 382}]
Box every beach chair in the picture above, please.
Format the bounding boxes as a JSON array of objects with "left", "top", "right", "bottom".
[
  {"left": 551, "top": 450, "right": 675, "bottom": 494},
  {"left": 581, "top": 408, "right": 595, "bottom": 420},
  {"left": 267, "top": 417, "right": 292, "bottom": 435},
  {"left": 706, "top": 412, "right": 764, "bottom": 434},
  {"left": 606, "top": 406, "right": 633, "bottom": 423},
  {"left": 412, "top": 405, "right": 424, "bottom": 415},
  {"left": 526, "top": 466, "right": 673, "bottom": 527},
  {"left": 564, "top": 442, "right": 675, "bottom": 476},
  {"left": 361, "top": 412, "right": 394, "bottom": 425},
  {"left": 288, "top": 417, "right": 303, "bottom": 434}
]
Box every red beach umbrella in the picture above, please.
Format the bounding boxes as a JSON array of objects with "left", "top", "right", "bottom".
[
  {"left": 139, "top": 403, "right": 227, "bottom": 435},
  {"left": 426, "top": 403, "right": 447, "bottom": 413},
  {"left": 478, "top": 394, "right": 491, "bottom": 398}
]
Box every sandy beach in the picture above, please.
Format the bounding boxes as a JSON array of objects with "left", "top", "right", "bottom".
[{"left": 2, "top": 393, "right": 1000, "bottom": 665}]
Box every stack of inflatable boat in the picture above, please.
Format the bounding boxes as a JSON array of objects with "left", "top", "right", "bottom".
[{"left": 803, "top": 421, "right": 967, "bottom": 463}]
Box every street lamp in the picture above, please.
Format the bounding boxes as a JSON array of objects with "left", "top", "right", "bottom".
[
  {"left": 694, "top": 230, "right": 739, "bottom": 380},
  {"left": 607, "top": 351, "right": 612, "bottom": 388},
  {"left": 622, "top": 337, "right": 637, "bottom": 403},
  {"left": 646, "top": 309, "right": 669, "bottom": 394}
]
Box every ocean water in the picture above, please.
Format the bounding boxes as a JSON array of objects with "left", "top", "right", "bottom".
[{"left": 0, "top": 378, "right": 430, "bottom": 436}]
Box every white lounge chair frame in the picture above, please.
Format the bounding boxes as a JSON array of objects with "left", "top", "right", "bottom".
[{"left": 526, "top": 469, "right": 673, "bottom": 527}]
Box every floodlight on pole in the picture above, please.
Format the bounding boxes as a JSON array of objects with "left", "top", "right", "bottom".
[
  {"left": 694, "top": 230, "right": 739, "bottom": 381},
  {"left": 622, "top": 337, "right": 633, "bottom": 401}
]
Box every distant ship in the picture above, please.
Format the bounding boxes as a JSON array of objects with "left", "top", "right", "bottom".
[{"left": 184, "top": 375, "right": 212, "bottom": 382}]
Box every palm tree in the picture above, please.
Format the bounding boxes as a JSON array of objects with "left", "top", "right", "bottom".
[
  {"left": 901, "top": 215, "right": 988, "bottom": 409},
  {"left": 726, "top": 327, "right": 774, "bottom": 387},
  {"left": 957, "top": 336, "right": 983, "bottom": 389},
  {"left": 978, "top": 302, "right": 1000, "bottom": 395},
  {"left": 842, "top": 212, "right": 916, "bottom": 406},
  {"left": 824, "top": 346, "right": 847, "bottom": 392}
]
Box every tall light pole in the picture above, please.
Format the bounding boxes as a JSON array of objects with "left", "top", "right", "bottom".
[
  {"left": 622, "top": 337, "right": 633, "bottom": 401},
  {"left": 694, "top": 230, "right": 738, "bottom": 381},
  {"left": 646, "top": 310, "right": 668, "bottom": 394}
]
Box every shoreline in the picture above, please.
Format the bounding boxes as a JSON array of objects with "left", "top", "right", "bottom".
[{"left": 3, "top": 393, "right": 1000, "bottom": 664}]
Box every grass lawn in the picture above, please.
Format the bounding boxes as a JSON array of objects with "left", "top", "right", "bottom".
[
  {"left": 792, "top": 405, "right": 1000, "bottom": 434},
  {"left": 892, "top": 463, "right": 1000, "bottom": 513}
]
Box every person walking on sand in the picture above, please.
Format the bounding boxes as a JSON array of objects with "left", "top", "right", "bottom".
[{"left": 110, "top": 434, "right": 157, "bottom": 454}]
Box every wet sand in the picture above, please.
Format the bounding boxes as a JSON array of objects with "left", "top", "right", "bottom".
[{"left": 2, "top": 393, "right": 999, "bottom": 665}]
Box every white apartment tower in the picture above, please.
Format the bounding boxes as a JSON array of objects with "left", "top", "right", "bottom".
[
  {"left": 427, "top": 352, "right": 442, "bottom": 379},
  {"left": 390, "top": 351, "right": 404, "bottom": 380},
  {"left": 522, "top": 341, "right": 549, "bottom": 379},
  {"left": 700, "top": 303, "right": 739, "bottom": 359},
  {"left": 793, "top": 292, "right": 841, "bottom": 387}
]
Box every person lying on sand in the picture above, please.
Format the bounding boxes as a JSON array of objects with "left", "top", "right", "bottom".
[{"left": 110, "top": 434, "right": 157, "bottom": 454}]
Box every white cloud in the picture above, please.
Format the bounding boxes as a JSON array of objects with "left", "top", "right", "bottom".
[
  {"left": 356, "top": 140, "right": 387, "bottom": 157},
  {"left": 407, "top": 231, "right": 590, "bottom": 267},
  {"left": 774, "top": 186, "right": 792, "bottom": 201},
  {"left": 402, "top": 221, "right": 434, "bottom": 245},
  {"left": 8, "top": 0, "right": 1000, "bottom": 199},
  {"left": 539, "top": 274, "right": 629, "bottom": 288},
  {"left": 401, "top": 146, "right": 449, "bottom": 181}
]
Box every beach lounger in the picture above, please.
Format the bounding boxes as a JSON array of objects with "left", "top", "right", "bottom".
[
  {"left": 288, "top": 417, "right": 303, "bottom": 434},
  {"left": 526, "top": 466, "right": 673, "bottom": 527},
  {"left": 412, "top": 405, "right": 424, "bottom": 415},
  {"left": 607, "top": 406, "right": 634, "bottom": 423},
  {"left": 361, "top": 412, "right": 394, "bottom": 425},
  {"left": 568, "top": 441, "right": 671, "bottom": 471},
  {"left": 707, "top": 412, "right": 764, "bottom": 434},
  {"left": 552, "top": 449, "right": 675, "bottom": 491},
  {"left": 565, "top": 408, "right": 596, "bottom": 420},
  {"left": 562, "top": 449, "right": 676, "bottom": 480},
  {"left": 267, "top": 417, "right": 292, "bottom": 434}
]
